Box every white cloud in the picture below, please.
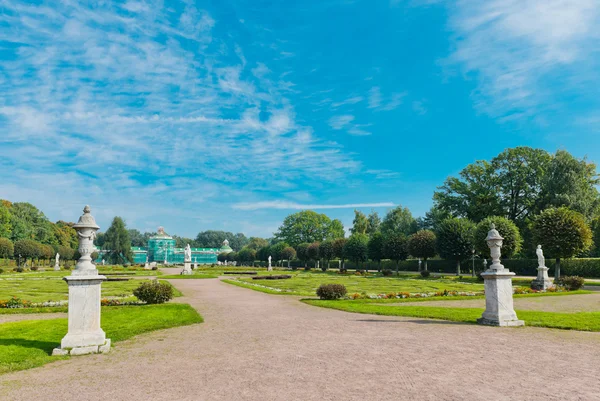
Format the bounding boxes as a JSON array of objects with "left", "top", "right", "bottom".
[
  {"left": 447, "top": 0, "right": 600, "bottom": 118},
  {"left": 328, "top": 114, "right": 355, "bottom": 130},
  {"left": 233, "top": 201, "right": 395, "bottom": 210},
  {"left": 368, "top": 87, "right": 382, "bottom": 109}
]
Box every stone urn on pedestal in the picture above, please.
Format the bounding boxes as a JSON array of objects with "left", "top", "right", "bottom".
[
  {"left": 53, "top": 206, "right": 111, "bottom": 356},
  {"left": 477, "top": 224, "right": 524, "bottom": 327}
]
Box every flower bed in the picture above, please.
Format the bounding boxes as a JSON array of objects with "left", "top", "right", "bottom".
[{"left": 0, "top": 296, "right": 142, "bottom": 309}]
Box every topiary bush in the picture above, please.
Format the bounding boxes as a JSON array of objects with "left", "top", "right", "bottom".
[
  {"left": 133, "top": 281, "right": 174, "bottom": 304},
  {"left": 555, "top": 276, "right": 585, "bottom": 291},
  {"left": 14, "top": 267, "right": 23, "bottom": 273},
  {"left": 0, "top": 268, "right": 4, "bottom": 274},
  {"left": 381, "top": 269, "right": 393, "bottom": 277},
  {"left": 30, "top": 266, "right": 38, "bottom": 271},
  {"left": 420, "top": 270, "right": 431, "bottom": 278},
  {"left": 316, "top": 283, "right": 347, "bottom": 300}
]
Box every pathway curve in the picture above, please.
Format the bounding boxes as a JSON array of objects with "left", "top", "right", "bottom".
[{"left": 1, "top": 278, "right": 599, "bottom": 401}]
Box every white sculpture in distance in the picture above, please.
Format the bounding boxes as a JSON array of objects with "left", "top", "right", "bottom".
[
  {"left": 54, "top": 253, "right": 60, "bottom": 271},
  {"left": 531, "top": 245, "right": 553, "bottom": 290},
  {"left": 267, "top": 255, "right": 272, "bottom": 272},
  {"left": 181, "top": 244, "right": 192, "bottom": 275}
]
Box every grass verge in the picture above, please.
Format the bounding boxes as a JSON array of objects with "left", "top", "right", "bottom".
[
  {"left": 222, "top": 279, "right": 302, "bottom": 295},
  {"left": 0, "top": 303, "right": 202, "bottom": 375},
  {"left": 302, "top": 299, "right": 600, "bottom": 332}
]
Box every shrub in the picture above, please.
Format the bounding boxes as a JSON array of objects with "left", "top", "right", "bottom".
[
  {"left": 14, "top": 267, "right": 23, "bottom": 273},
  {"left": 555, "top": 276, "right": 585, "bottom": 291},
  {"left": 30, "top": 266, "right": 38, "bottom": 271},
  {"left": 0, "top": 268, "right": 3, "bottom": 274},
  {"left": 381, "top": 269, "right": 393, "bottom": 277},
  {"left": 151, "top": 266, "right": 158, "bottom": 271},
  {"left": 420, "top": 270, "right": 431, "bottom": 278},
  {"left": 316, "top": 283, "right": 347, "bottom": 300},
  {"left": 133, "top": 281, "right": 174, "bottom": 304},
  {"left": 0, "top": 297, "right": 31, "bottom": 308},
  {"left": 63, "top": 265, "right": 71, "bottom": 271}
]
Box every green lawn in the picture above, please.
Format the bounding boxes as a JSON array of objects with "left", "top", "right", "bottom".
[
  {"left": 0, "top": 278, "right": 180, "bottom": 303},
  {"left": 229, "top": 272, "right": 485, "bottom": 296},
  {"left": 302, "top": 299, "right": 600, "bottom": 332},
  {"left": 0, "top": 303, "right": 203, "bottom": 374}
]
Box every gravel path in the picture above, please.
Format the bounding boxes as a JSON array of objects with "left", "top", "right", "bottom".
[
  {"left": 391, "top": 293, "right": 600, "bottom": 312},
  {"left": 0, "top": 313, "right": 66, "bottom": 324},
  {"left": 1, "top": 278, "right": 599, "bottom": 401}
]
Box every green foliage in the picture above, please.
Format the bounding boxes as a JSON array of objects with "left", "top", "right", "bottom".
[
  {"left": 274, "top": 210, "right": 344, "bottom": 248},
  {"left": 380, "top": 205, "right": 417, "bottom": 236},
  {"left": 435, "top": 218, "right": 475, "bottom": 272},
  {"left": 532, "top": 207, "right": 592, "bottom": 260},
  {"left": 269, "top": 241, "right": 289, "bottom": 261},
  {"left": 555, "top": 276, "right": 585, "bottom": 291},
  {"left": 383, "top": 232, "right": 409, "bottom": 267},
  {"left": 316, "top": 283, "right": 347, "bottom": 300},
  {"left": 296, "top": 243, "right": 310, "bottom": 264},
  {"left": 350, "top": 210, "right": 369, "bottom": 235},
  {"left": 367, "top": 210, "right": 381, "bottom": 235},
  {"left": 344, "top": 234, "right": 369, "bottom": 264},
  {"left": 0, "top": 202, "right": 11, "bottom": 238},
  {"left": 280, "top": 246, "right": 296, "bottom": 262},
  {"left": 246, "top": 237, "right": 269, "bottom": 251},
  {"left": 307, "top": 242, "right": 320, "bottom": 261},
  {"left": 474, "top": 217, "right": 522, "bottom": 258},
  {"left": 319, "top": 240, "right": 335, "bottom": 263},
  {"left": 57, "top": 245, "right": 74, "bottom": 260},
  {"left": 103, "top": 217, "right": 133, "bottom": 264},
  {"left": 420, "top": 270, "right": 431, "bottom": 278},
  {"left": 367, "top": 232, "right": 385, "bottom": 263},
  {"left": 14, "top": 239, "right": 41, "bottom": 263},
  {"left": 195, "top": 230, "right": 248, "bottom": 251},
  {"left": 333, "top": 238, "right": 347, "bottom": 260},
  {"left": 407, "top": 230, "right": 437, "bottom": 260},
  {"left": 237, "top": 247, "right": 257, "bottom": 265},
  {"left": 0, "top": 237, "right": 14, "bottom": 259},
  {"left": 8, "top": 202, "right": 55, "bottom": 244},
  {"left": 133, "top": 281, "right": 174, "bottom": 304},
  {"left": 217, "top": 252, "right": 228, "bottom": 263},
  {"left": 227, "top": 251, "right": 238, "bottom": 262}
]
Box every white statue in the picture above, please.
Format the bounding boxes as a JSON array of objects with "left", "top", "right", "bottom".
[
  {"left": 536, "top": 245, "right": 545, "bottom": 268},
  {"left": 55, "top": 253, "right": 60, "bottom": 264},
  {"left": 184, "top": 244, "right": 192, "bottom": 262},
  {"left": 268, "top": 255, "right": 272, "bottom": 271},
  {"left": 102, "top": 259, "right": 105, "bottom": 266},
  {"left": 54, "top": 253, "right": 60, "bottom": 271}
]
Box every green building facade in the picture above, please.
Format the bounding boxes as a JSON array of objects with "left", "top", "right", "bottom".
[{"left": 96, "top": 227, "right": 232, "bottom": 265}]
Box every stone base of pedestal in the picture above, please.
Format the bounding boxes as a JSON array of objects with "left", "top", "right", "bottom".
[
  {"left": 52, "top": 339, "right": 111, "bottom": 356},
  {"left": 181, "top": 262, "right": 192, "bottom": 275},
  {"left": 479, "top": 269, "right": 525, "bottom": 327},
  {"left": 531, "top": 266, "right": 553, "bottom": 290},
  {"left": 54, "top": 264, "right": 60, "bottom": 271}
]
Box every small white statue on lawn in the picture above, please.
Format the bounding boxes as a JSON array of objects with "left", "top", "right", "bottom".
[
  {"left": 536, "top": 245, "right": 545, "bottom": 268},
  {"left": 268, "top": 255, "right": 272, "bottom": 271},
  {"left": 54, "top": 253, "right": 60, "bottom": 271},
  {"left": 184, "top": 244, "right": 192, "bottom": 262}
]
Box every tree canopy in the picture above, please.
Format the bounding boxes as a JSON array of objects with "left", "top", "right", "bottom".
[
  {"left": 473, "top": 217, "right": 522, "bottom": 259},
  {"left": 274, "top": 210, "right": 344, "bottom": 248},
  {"left": 195, "top": 230, "right": 248, "bottom": 251},
  {"left": 103, "top": 217, "right": 133, "bottom": 264},
  {"left": 435, "top": 218, "right": 475, "bottom": 274},
  {"left": 407, "top": 230, "right": 437, "bottom": 264},
  {"left": 350, "top": 210, "right": 369, "bottom": 235},
  {"left": 380, "top": 206, "right": 417, "bottom": 236}
]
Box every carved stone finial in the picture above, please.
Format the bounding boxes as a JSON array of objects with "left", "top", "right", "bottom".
[{"left": 83, "top": 205, "right": 91, "bottom": 214}]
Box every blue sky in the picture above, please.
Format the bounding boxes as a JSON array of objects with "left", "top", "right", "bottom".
[{"left": 1, "top": 0, "right": 599, "bottom": 238}]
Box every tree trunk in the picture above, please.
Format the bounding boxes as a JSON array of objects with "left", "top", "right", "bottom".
[
  {"left": 555, "top": 258, "right": 561, "bottom": 280},
  {"left": 396, "top": 260, "right": 399, "bottom": 276},
  {"left": 456, "top": 260, "right": 461, "bottom": 276},
  {"left": 378, "top": 260, "right": 381, "bottom": 272},
  {"left": 424, "top": 258, "right": 428, "bottom": 271}
]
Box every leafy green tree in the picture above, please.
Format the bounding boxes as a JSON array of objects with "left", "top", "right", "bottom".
[
  {"left": 58, "top": 245, "right": 75, "bottom": 261},
  {"left": 40, "top": 244, "right": 54, "bottom": 266},
  {"left": 256, "top": 246, "right": 270, "bottom": 263},
  {"left": 344, "top": 234, "right": 369, "bottom": 269},
  {"left": 380, "top": 206, "right": 417, "bottom": 236},
  {"left": 590, "top": 217, "right": 600, "bottom": 257},
  {"left": 367, "top": 232, "right": 385, "bottom": 271},
  {"left": 0, "top": 237, "right": 14, "bottom": 263},
  {"left": 539, "top": 150, "right": 600, "bottom": 220},
  {"left": 275, "top": 211, "right": 343, "bottom": 248},
  {"left": 435, "top": 218, "right": 475, "bottom": 275},
  {"left": 407, "top": 230, "right": 437, "bottom": 271},
  {"left": 14, "top": 239, "right": 41, "bottom": 266},
  {"left": 128, "top": 229, "right": 147, "bottom": 247},
  {"left": 416, "top": 206, "right": 451, "bottom": 231},
  {"left": 383, "top": 232, "right": 409, "bottom": 274},
  {"left": 173, "top": 235, "right": 196, "bottom": 249},
  {"left": 532, "top": 207, "right": 592, "bottom": 279},
  {"left": 319, "top": 240, "right": 335, "bottom": 270},
  {"left": 9, "top": 202, "right": 54, "bottom": 244},
  {"left": 103, "top": 217, "right": 133, "bottom": 264},
  {"left": 270, "top": 241, "right": 289, "bottom": 266},
  {"left": 333, "top": 238, "right": 347, "bottom": 271},
  {"left": 281, "top": 246, "right": 296, "bottom": 268},
  {"left": 474, "top": 217, "right": 522, "bottom": 259},
  {"left": 0, "top": 202, "right": 12, "bottom": 238},
  {"left": 367, "top": 210, "right": 381, "bottom": 235},
  {"left": 195, "top": 230, "right": 248, "bottom": 251},
  {"left": 53, "top": 221, "right": 78, "bottom": 249},
  {"left": 246, "top": 237, "right": 269, "bottom": 251},
  {"left": 350, "top": 210, "right": 369, "bottom": 235},
  {"left": 217, "top": 252, "right": 228, "bottom": 263},
  {"left": 237, "top": 247, "right": 257, "bottom": 266},
  {"left": 307, "top": 242, "right": 320, "bottom": 269},
  {"left": 296, "top": 243, "right": 310, "bottom": 268},
  {"left": 227, "top": 251, "right": 238, "bottom": 263}
]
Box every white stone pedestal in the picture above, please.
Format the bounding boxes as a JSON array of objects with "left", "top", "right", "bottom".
[
  {"left": 181, "top": 262, "right": 192, "bottom": 275},
  {"left": 477, "top": 270, "right": 524, "bottom": 327},
  {"left": 52, "top": 274, "right": 111, "bottom": 356},
  {"left": 54, "top": 262, "right": 60, "bottom": 271},
  {"left": 531, "top": 266, "right": 553, "bottom": 290}
]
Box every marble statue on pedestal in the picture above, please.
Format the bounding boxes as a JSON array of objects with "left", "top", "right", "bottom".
[
  {"left": 531, "top": 245, "right": 553, "bottom": 290},
  {"left": 477, "top": 224, "right": 524, "bottom": 327},
  {"left": 54, "top": 253, "right": 60, "bottom": 271},
  {"left": 268, "top": 255, "right": 272, "bottom": 271},
  {"left": 181, "top": 244, "right": 193, "bottom": 275}
]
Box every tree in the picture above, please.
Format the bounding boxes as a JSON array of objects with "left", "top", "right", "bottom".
[
  {"left": 57, "top": 245, "right": 75, "bottom": 261},
  {"left": 350, "top": 210, "right": 369, "bottom": 235},
  {"left": 173, "top": 235, "right": 196, "bottom": 249},
  {"left": 227, "top": 251, "right": 238, "bottom": 263},
  {"left": 319, "top": 240, "right": 335, "bottom": 270},
  {"left": 195, "top": 230, "right": 248, "bottom": 251},
  {"left": 281, "top": 246, "right": 296, "bottom": 268},
  {"left": 103, "top": 217, "right": 133, "bottom": 264},
  {"left": 256, "top": 246, "right": 270, "bottom": 263},
  {"left": 270, "top": 241, "right": 289, "bottom": 266},
  {"left": 217, "top": 252, "right": 228, "bottom": 263},
  {"left": 307, "top": 242, "right": 320, "bottom": 269},
  {"left": 0, "top": 203, "right": 11, "bottom": 239},
  {"left": 532, "top": 207, "right": 592, "bottom": 279},
  {"left": 333, "top": 238, "right": 347, "bottom": 271},
  {"left": 344, "top": 234, "right": 369, "bottom": 269},
  {"left": 128, "top": 229, "right": 147, "bottom": 247},
  {"left": 407, "top": 230, "right": 436, "bottom": 271},
  {"left": 435, "top": 218, "right": 475, "bottom": 275},
  {"left": 380, "top": 206, "right": 417, "bottom": 236},
  {"left": 296, "top": 243, "right": 310, "bottom": 268},
  {"left": 274, "top": 211, "right": 343, "bottom": 248},
  {"left": 14, "top": 239, "right": 41, "bottom": 266},
  {"left": 40, "top": 244, "right": 54, "bottom": 266},
  {"left": 0, "top": 237, "right": 14, "bottom": 263},
  {"left": 246, "top": 237, "right": 269, "bottom": 251},
  {"left": 367, "top": 232, "right": 385, "bottom": 271},
  {"left": 416, "top": 206, "right": 451, "bottom": 231},
  {"left": 367, "top": 210, "right": 381, "bottom": 235},
  {"left": 9, "top": 202, "right": 54, "bottom": 244},
  {"left": 53, "top": 221, "right": 78, "bottom": 249},
  {"left": 383, "top": 233, "right": 409, "bottom": 274},
  {"left": 474, "top": 217, "right": 522, "bottom": 259},
  {"left": 237, "top": 247, "right": 256, "bottom": 266}
]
